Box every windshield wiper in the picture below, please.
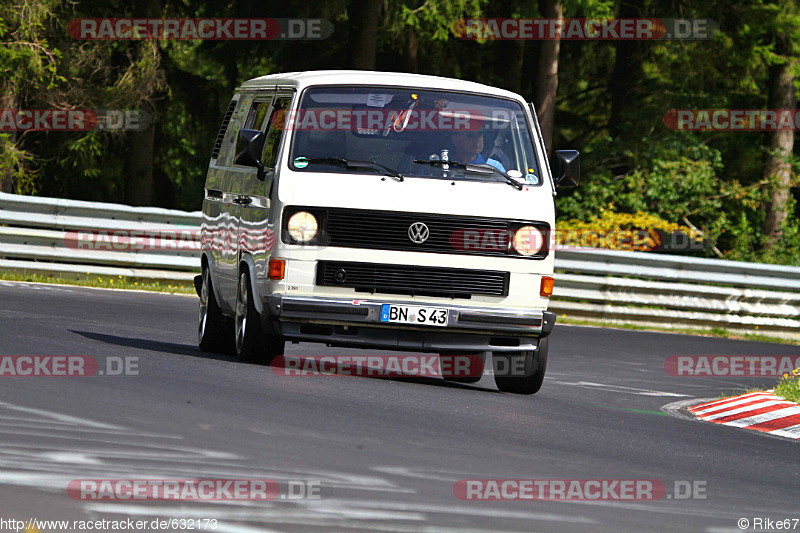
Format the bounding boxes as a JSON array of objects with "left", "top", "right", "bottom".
[
  {"left": 413, "top": 159, "right": 523, "bottom": 190},
  {"left": 304, "top": 157, "right": 404, "bottom": 182}
]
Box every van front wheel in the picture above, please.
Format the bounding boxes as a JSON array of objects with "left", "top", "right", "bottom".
[
  {"left": 235, "top": 269, "right": 284, "bottom": 365},
  {"left": 492, "top": 337, "right": 548, "bottom": 395},
  {"left": 198, "top": 268, "right": 234, "bottom": 354}
]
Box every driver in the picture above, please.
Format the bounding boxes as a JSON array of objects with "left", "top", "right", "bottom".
[{"left": 449, "top": 130, "right": 506, "bottom": 172}]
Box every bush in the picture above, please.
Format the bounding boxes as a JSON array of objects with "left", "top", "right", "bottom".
[{"left": 557, "top": 207, "right": 701, "bottom": 252}]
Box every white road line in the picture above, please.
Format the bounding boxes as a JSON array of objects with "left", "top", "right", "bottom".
[
  {"left": 0, "top": 420, "right": 184, "bottom": 437},
  {"left": 215, "top": 523, "right": 286, "bottom": 533},
  {"left": 38, "top": 452, "right": 102, "bottom": 464},
  {"left": 301, "top": 499, "right": 596, "bottom": 524},
  {"left": 372, "top": 467, "right": 461, "bottom": 483},
  {"left": 549, "top": 381, "right": 689, "bottom": 397},
  {"left": 0, "top": 400, "right": 121, "bottom": 429}
]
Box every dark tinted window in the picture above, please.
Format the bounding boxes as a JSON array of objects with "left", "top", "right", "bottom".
[
  {"left": 262, "top": 97, "right": 292, "bottom": 168},
  {"left": 235, "top": 100, "right": 272, "bottom": 159},
  {"left": 211, "top": 99, "right": 237, "bottom": 159}
]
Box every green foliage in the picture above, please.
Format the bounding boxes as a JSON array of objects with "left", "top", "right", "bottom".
[
  {"left": 557, "top": 138, "right": 725, "bottom": 225},
  {"left": 0, "top": 0, "right": 797, "bottom": 267},
  {"left": 0, "top": 134, "right": 36, "bottom": 194},
  {"left": 393, "top": 0, "right": 486, "bottom": 41},
  {"left": 557, "top": 209, "right": 699, "bottom": 251},
  {"left": 0, "top": 0, "right": 64, "bottom": 88},
  {"left": 774, "top": 366, "right": 800, "bottom": 403},
  {"left": 725, "top": 196, "right": 800, "bottom": 264}
]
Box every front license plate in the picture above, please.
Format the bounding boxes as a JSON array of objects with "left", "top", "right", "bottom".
[{"left": 380, "top": 304, "right": 448, "bottom": 327}]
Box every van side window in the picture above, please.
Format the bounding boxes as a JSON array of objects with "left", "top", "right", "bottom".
[
  {"left": 235, "top": 99, "right": 273, "bottom": 159},
  {"left": 262, "top": 97, "right": 292, "bottom": 169},
  {"left": 211, "top": 98, "right": 238, "bottom": 160},
  {"left": 251, "top": 101, "right": 271, "bottom": 131}
]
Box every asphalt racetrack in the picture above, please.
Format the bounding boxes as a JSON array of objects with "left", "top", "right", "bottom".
[{"left": 0, "top": 281, "right": 797, "bottom": 532}]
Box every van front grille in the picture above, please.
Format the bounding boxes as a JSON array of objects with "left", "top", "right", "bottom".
[
  {"left": 282, "top": 207, "right": 549, "bottom": 259},
  {"left": 316, "top": 261, "right": 509, "bottom": 299}
]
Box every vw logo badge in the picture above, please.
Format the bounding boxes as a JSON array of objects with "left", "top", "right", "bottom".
[{"left": 408, "top": 222, "right": 430, "bottom": 244}]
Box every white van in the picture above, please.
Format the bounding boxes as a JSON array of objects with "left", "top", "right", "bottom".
[{"left": 196, "top": 70, "right": 579, "bottom": 394}]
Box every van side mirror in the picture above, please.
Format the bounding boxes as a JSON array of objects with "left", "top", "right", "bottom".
[
  {"left": 551, "top": 150, "right": 580, "bottom": 189},
  {"left": 235, "top": 129, "right": 267, "bottom": 180}
]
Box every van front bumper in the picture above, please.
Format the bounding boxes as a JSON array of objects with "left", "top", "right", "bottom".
[{"left": 264, "top": 295, "right": 556, "bottom": 352}]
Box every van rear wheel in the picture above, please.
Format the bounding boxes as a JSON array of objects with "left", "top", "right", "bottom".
[
  {"left": 198, "top": 268, "right": 235, "bottom": 354},
  {"left": 492, "top": 337, "right": 548, "bottom": 395},
  {"left": 235, "top": 269, "right": 284, "bottom": 365}
]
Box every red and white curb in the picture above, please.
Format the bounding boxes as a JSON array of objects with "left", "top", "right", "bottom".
[{"left": 689, "top": 391, "right": 800, "bottom": 440}]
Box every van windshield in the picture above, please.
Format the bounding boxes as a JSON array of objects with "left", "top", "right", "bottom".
[{"left": 287, "top": 86, "right": 543, "bottom": 186}]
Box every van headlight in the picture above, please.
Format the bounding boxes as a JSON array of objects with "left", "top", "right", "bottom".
[
  {"left": 512, "top": 225, "right": 545, "bottom": 256},
  {"left": 287, "top": 211, "right": 319, "bottom": 242}
]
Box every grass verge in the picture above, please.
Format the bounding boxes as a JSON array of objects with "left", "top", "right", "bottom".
[
  {"left": 775, "top": 370, "right": 800, "bottom": 403},
  {"left": 0, "top": 271, "right": 196, "bottom": 294},
  {"left": 712, "top": 368, "right": 800, "bottom": 402},
  {"left": 713, "top": 387, "right": 770, "bottom": 400}
]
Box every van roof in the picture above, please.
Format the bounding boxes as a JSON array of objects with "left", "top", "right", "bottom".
[{"left": 239, "top": 70, "right": 524, "bottom": 101}]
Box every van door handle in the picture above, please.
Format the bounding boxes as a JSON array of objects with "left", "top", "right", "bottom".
[{"left": 234, "top": 196, "right": 252, "bottom": 206}]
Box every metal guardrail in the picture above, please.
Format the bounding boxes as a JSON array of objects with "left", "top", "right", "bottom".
[
  {"left": 550, "top": 253, "right": 800, "bottom": 336},
  {"left": 1, "top": 192, "right": 798, "bottom": 336},
  {"left": 0, "top": 192, "right": 199, "bottom": 281}
]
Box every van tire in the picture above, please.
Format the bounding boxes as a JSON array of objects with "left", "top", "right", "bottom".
[
  {"left": 235, "top": 269, "right": 284, "bottom": 365},
  {"left": 492, "top": 337, "right": 548, "bottom": 395},
  {"left": 198, "top": 267, "right": 235, "bottom": 355}
]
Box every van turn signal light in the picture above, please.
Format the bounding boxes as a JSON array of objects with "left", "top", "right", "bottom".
[
  {"left": 268, "top": 259, "right": 286, "bottom": 280},
  {"left": 540, "top": 276, "right": 554, "bottom": 298}
]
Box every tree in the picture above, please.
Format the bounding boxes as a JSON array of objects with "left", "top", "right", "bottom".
[
  {"left": 382, "top": 0, "right": 486, "bottom": 79},
  {"left": 534, "top": 0, "right": 614, "bottom": 152},
  {"left": 762, "top": 3, "right": 799, "bottom": 246},
  {"left": 349, "top": 0, "right": 382, "bottom": 69},
  {"left": 534, "top": 0, "right": 562, "bottom": 154},
  {"left": 0, "top": 0, "right": 62, "bottom": 194},
  {"left": 608, "top": 0, "right": 645, "bottom": 142}
]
